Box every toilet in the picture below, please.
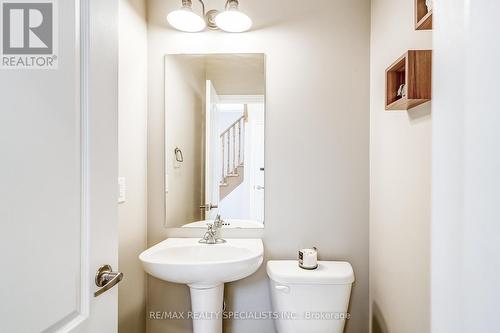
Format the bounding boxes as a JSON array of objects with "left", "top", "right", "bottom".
[{"left": 267, "top": 260, "right": 355, "bottom": 333}]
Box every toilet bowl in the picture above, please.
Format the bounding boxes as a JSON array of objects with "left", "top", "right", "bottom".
[{"left": 267, "top": 260, "right": 354, "bottom": 333}]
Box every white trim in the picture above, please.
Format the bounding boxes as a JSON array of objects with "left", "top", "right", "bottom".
[
  {"left": 218, "top": 95, "right": 265, "bottom": 104},
  {"left": 78, "top": 0, "right": 90, "bottom": 323},
  {"left": 163, "top": 56, "right": 168, "bottom": 225},
  {"left": 50, "top": 0, "right": 90, "bottom": 331}
]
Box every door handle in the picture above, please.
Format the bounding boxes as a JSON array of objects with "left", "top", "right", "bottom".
[
  {"left": 94, "top": 265, "right": 123, "bottom": 297},
  {"left": 255, "top": 185, "right": 264, "bottom": 190},
  {"left": 200, "top": 203, "right": 218, "bottom": 211}
]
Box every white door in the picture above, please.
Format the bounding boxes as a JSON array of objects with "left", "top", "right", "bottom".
[
  {"left": 250, "top": 107, "right": 265, "bottom": 223},
  {"left": 0, "top": 0, "right": 119, "bottom": 332},
  {"left": 432, "top": 1, "right": 500, "bottom": 332},
  {"left": 204, "top": 80, "right": 220, "bottom": 220}
]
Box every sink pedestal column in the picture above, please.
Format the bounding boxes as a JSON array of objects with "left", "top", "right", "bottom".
[{"left": 189, "top": 284, "right": 224, "bottom": 333}]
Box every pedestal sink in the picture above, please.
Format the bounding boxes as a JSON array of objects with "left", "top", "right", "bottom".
[{"left": 139, "top": 238, "right": 264, "bottom": 333}]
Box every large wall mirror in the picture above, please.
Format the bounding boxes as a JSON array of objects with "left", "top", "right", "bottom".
[{"left": 164, "top": 54, "right": 265, "bottom": 229}]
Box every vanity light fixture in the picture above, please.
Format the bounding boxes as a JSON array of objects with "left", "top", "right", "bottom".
[
  {"left": 167, "top": 0, "right": 253, "bottom": 33},
  {"left": 167, "top": 0, "right": 206, "bottom": 32},
  {"left": 215, "top": 0, "right": 253, "bottom": 33}
]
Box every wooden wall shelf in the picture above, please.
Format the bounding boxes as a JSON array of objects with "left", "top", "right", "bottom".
[
  {"left": 385, "top": 50, "right": 432, "bottom": 111},
  {"left": 415, "top": 0, "right": 432, "bottom": 30}
]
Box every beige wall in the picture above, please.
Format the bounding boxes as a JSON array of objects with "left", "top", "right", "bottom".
[
  {"left": 369, "top": 0, "right": 431, "bottom": 332},
  {"left": 205, "top": 54, "right": 266, "bottom": 95},
  {"left": 147, "top": 1, "right": 370, "bottom": 333},
  {"left": 165, "top": 56, "right": 205, "bottom": 228},
  {"left": 118, "top": 0, "right": 148, "bottom": 332}
]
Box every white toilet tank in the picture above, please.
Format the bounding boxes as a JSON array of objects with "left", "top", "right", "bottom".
[{"left": 267, "top": 260, "right": 355, "bottom": 333}]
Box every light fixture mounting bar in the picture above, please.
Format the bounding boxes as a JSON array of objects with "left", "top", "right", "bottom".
[
  {"left": 196, "top": 0, "right": 206, "bottom": 15},
  {"left": 168, "top": 0, "right": 252, "bottom": 33},
  {"left": 205, "top": 9, "right": 220, "bottom": 30}
]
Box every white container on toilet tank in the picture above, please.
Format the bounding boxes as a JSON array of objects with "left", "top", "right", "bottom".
[{"left": 267, "top": 260, "right": 355, "bottom": 333}]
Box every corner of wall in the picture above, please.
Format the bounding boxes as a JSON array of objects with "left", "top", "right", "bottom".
[
  {"left": 118, "top": 0, "right": 149, "bottom": 332},
  {"left": 369, "top": 0, "right": 432, "bottom": 332}
]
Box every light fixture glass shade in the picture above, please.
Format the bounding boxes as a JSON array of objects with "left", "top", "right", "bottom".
[
  {"left": 167, "top": 8, "right": 206, "bottom": 32},
  {"left": 215, "top": 9, "right": 252, "bottom": 33}
]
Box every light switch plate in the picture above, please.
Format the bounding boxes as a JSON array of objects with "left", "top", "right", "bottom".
[{"left": 118, "top": 177, "right": 126, "bottom": 203}]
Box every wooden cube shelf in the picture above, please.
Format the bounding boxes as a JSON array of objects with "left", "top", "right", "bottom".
[
  {"left": 415, "top": 0, "right": 432, "bottom": 30},
  {"left": 385, "top": 50, "right": 432, "bottom": 111}
]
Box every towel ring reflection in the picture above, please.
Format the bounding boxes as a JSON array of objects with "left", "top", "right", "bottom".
[{"left": 174, "top": 147, "right": 184, "bottom": 163}]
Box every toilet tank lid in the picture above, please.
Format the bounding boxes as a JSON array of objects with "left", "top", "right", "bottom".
[{"left": 267, "top": 260, "right": 355, "bottom": 285}]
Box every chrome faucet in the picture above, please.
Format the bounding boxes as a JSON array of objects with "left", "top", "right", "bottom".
[
  {"left": 213, "top": 214, "right": 224, "bottom": 239},
  {"left": 199, "top": 214, "right": 226, "bottom": 244}
]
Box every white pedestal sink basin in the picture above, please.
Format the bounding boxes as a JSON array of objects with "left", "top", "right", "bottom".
[{"left": 139, "top": 238, "right": 264, "bottom": 333}]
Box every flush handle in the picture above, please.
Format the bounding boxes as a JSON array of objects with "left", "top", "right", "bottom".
[
  {"left": 275, "top": 285, "right": 290, "bottom": 294},
  {"left": 94, "top": 265, "right": 123, "bottom": 297}
]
